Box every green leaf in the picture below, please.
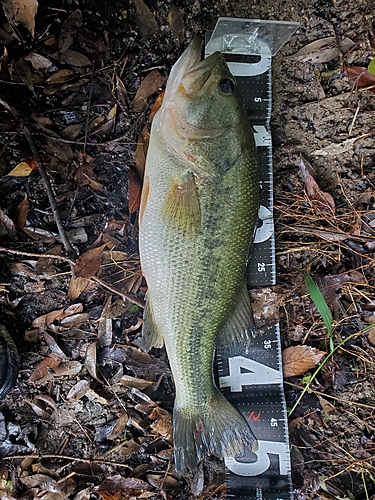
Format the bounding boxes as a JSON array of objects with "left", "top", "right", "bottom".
[
  {"left": 305, "top": 272, "right": 333, "bottom": 352},
  {"left": 368, "top": 57, "right": 375, "bottom": 75}
]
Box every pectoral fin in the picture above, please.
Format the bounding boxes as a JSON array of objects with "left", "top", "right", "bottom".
[
  {"left": 216, "top": 282, "right": 255, "bottom": 355},
  {"left": 163, "top": 172, "right": 201, "bottom": 239},
  {"left": 142, "top": 293, "right": 164, "bottom": 350}
]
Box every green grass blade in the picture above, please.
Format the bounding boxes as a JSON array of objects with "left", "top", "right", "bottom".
[{"left": 305, "top": 272, "right": 333, "bottom": 352}]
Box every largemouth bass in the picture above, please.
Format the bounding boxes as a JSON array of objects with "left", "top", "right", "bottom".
[{"left": 139, "top": 37, "right": 259, "bottom": 475}]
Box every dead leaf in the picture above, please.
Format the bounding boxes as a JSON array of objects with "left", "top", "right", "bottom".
[
  {"left": 67, "top": 275, "right": 92, "bottom": 300},
  {"left": 133, "top": 0, "right": 158, "bottom": 41},
  {"left": 85, "top": 342, "right": 98, "bottom": 380},
  {"left": 66, "top": 379, "right": 90, "bottom": 401},
  {"left": 60, "top": 50, "right": 91, "bottom": 67},
  {"left": 168, "top": 5, "right": 184, "bottom": 47},
  {"left": 135, "top": 125, "right": 150, "bottom": 178},
  {"left": 115, "top": 73, "right": 129, "bottom": 112},
  {"left": 282, "top": 345, "right": 326, "bottom": 377},
  {"left": 291, "top": 36, "right": 354, "bottom": 64},
  {"left": 29, "top": 353, "right": 62, "bottom": 383},
  {"left": 28, "top": 395, "right": 57, "bottom": 419},
  {"left": 35, "top": 244, "right": 62, "bottom": 274},
  {"left": 120, "top": 375, "right": 154, "bottom": 390},
  {"left": 299, "top": 157, "right": 335, "bottom": 214},
  {"left": 59, "top": 10, "right": 82, "bottom": 53},
  {"left": 128, "top": 167, "right": 142, "bottom": 213},
  {"left": 106, "top": 412, "right": 129, "bottom": 440},
  {"left": 52, "top": 361, "right": 82, "bottom": 377},
  {"left": 20, "top": 474, "right": 61, "bottom": 493},
  {"left": 345, "top": 66, "right": 375, "bottom": 88},
  {"left": 133, "top": 70, "right": 167, "bottom": 112},
  {"left": 7, "top": 161, "right": 33, "bottom": 177},
  {"left": 0, "top": 209, "right": 16, "bottom": 237},
  {"left": 45, "top": 68, "right": 79, "bottom": 85},
  {"left": 97, "top": 475, "right": 151, "bottom": 492},
  {"left": 2, "top": 0, "right": 38, "bottom": 36},
  {"left": 13, "top": 193, "right": 28, "bottom": 231},
  {"left": 75, "top": 243, "right": 107, "bottom": 279},
  {"left": 312, "top": 134, "right": 369, "bottom": 156}
]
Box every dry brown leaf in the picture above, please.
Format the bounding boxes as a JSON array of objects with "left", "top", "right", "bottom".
[
  {"left": 29, "top": 353, "right": 62, "bottom": 383},
  {"left": 133, "top": 0, "right": 158, "bottom": 41},
  {"left": 168, "top": 5, "right": 184, "bottom": 47},
  {"left": 282, "top": 345, "right": 326, "bottom": 377},
  {"left": 106, "top": 412, "right": 129, "bottom": 441},
  {"left": 32, "top": 308, "right": 65, "bottom": 328},
  {"left": 45, "top": 68, "right": 78, "bottom": 85},
  {"left": 75, "top": 243, "right": 107, "bottom": 279},
  {"left": 13, "top": 193, "right": 28, "bottom": 231},
  {"left": 135, "top": 125, "right": 150, "bottom": 178},
  {"left": 97, "top": 475, "right": 151, "bottom": 493},
  {"left": 0, "top": 209, "right": 16, "bottom": 238},
  {"left": 128, "top": 167, "right": 142, "bottom": 214},
  {"left": 115, "top": 73, "right": 129, "bottom": 112},
  {"left": 66, "top": 379, "right": 90, "bottom": 401},
  {"left": 59, "top": 10, "right": 82, "bottom": 53},
  {"left": 20, "top": 474, "right": 61, "bottom": 493},
  {"left": 345, "top": 66, "right": 375, "bottom": 89},
  {"left": 67, "top": 275, "right": 92, "bottom": 299},
  {"left": 35, "top": 245, "right": 62, "bottom": 274},
  {"left": 85, "top": 342, "right": 98, "bottom": 380},
  {"left": 60, "top": 50, "right": 91, "bottom": 67},
  {"left": 291, "top": 36, "right": 354, "bottom": 63},
  {"left": 52, "top": 361, "right": 82, "bottom": 377},
  {"left": 300, "top": 157, "right": 335, "bottom": 214},
  {"left": 119, "top": 375, "right": 153, "bottom": 390},
  {"left": 2, "top": 0, "right": 38, "bottom": 35},
  {"left": 133, "top": 70, "right": 167, "bottom": 112}
]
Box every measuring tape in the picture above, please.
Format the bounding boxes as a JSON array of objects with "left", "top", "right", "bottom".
[{"left": 205, "top": 19, "right": 299, "bottom": 499}]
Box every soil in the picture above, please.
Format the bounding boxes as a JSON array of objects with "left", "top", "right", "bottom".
[{"left": 0, "top": 0, "right": 375, "bottom": 499}]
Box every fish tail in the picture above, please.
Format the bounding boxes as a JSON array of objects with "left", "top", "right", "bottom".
[{"left": 173, "top": 389, "right": 257, "bottom": 474}]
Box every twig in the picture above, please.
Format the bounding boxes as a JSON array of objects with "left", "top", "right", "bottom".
[
  {"left": 3, "top": 453, "right": 130, "bottom": 469},
  {"left": 0, "top": 246, "right": 144, "bottom": 307},
  {"left": 0, "top": 97, "right": 77, "bottom": 261},
  {"left": 21, "top": 125, "right": 77, "bottom": 261}
]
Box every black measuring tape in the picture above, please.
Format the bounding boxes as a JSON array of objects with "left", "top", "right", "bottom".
[{"left": 205, "top": 21, "right": 296, "bottom": 499}]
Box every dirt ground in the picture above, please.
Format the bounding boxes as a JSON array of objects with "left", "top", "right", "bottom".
[{"left": 0, "top": 0, "right": 375, "bottom": 498}]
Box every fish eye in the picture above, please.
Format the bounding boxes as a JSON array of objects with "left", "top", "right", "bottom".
[{"left": 218, "top": 78, "right": 235, "bottom": 94}]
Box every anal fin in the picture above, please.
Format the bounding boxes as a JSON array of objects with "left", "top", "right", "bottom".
[
  {"left": 216, "top": 282, "right": 255, "bottom": 355},
  {"left": 142, "top": 293, "right": 164, "bottom": 351}
]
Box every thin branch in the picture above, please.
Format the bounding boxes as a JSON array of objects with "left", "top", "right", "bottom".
[
  {"left": 3, "top": 453, "right": 131, "bottom": 469},
  {"left": 21, "top": 125, "right": 78, "bottom": 261}
]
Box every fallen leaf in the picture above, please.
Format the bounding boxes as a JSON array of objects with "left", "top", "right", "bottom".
[
  {"left": 291, "top": 36, "right": 354, "bottom": 64},
  {"left": 67, "top": 275, "right": 92, "bottom": 300},
  {"left": 282, "top": 345, "right": 326, "bottom": 377},
  {"left": 128, "top": 167, "right": 142, "bottom": 213},
  {"left": 312, "top": 134, "right": 369, "bottom": 156},
  {"left": 20, "top": 474, "right": 62, "bottom": 493},
  {"left": 133, "top": 0, "right": 158, "bottom": 41},
  {"left": 2, "top": 0, "right": 38, "bottom": 36},
  {"left": 133, "top": 70, "right": 167, "bottom": 112},
  {"left": 97, "top": 475, "right": 151, "bottom": 492},
  {"left": 60, "top": 50, "right": 91, "bottom": 67},
  {"left": 135, "top": 125, "right": 150, "bottom": 178},
  {"left": 45, "top": 68, "right": 79, "bottom": 85},
  {"left": 300, "top": 157, "right": 335, "bottom": 214},
  {"left": 85, "top": 342, "right": 98, "bottom": 380},
  {"left": 52, "top": 361, "right": 82, "bottom": 377},
  {"left": 29, "top": 353, "right": 62, "bottom": 383},
  {"left": 168, "top": 5, "right": 184, "bottom": 47},
  {"left": 75, "top": 243, "right": 107, "bottom": 279},
  {"left": 115, "top": 73, "right": 129, "bottom": 112},
  {"left": 66, "top": 379, "right": 90, "bottom": 401},
  {"left": 59, "top": 10, "right": 82, "bottom": 53},
  {"left": 7, "top": 161, "right": 33, "bottom": 177},
  {"left": 345, "top": 66, "right": 375, "bottom": 88},
  {"left": 13, "top": 193, "right": 28, "bottom": 231},
  {"left": 120, "top": 375, "right": 154, "bottom": 390},
  {"left": 0, "top": 209, "right": 16, "bottom": 237}
]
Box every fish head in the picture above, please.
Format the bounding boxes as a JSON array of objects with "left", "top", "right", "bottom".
[{"left": 159, "top": 37, "right": 244, "bottom": 146}]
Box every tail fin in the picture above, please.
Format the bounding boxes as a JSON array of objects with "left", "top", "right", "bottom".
[{"left": 173, "top": 389, "right": 257, "bottom": 475}]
